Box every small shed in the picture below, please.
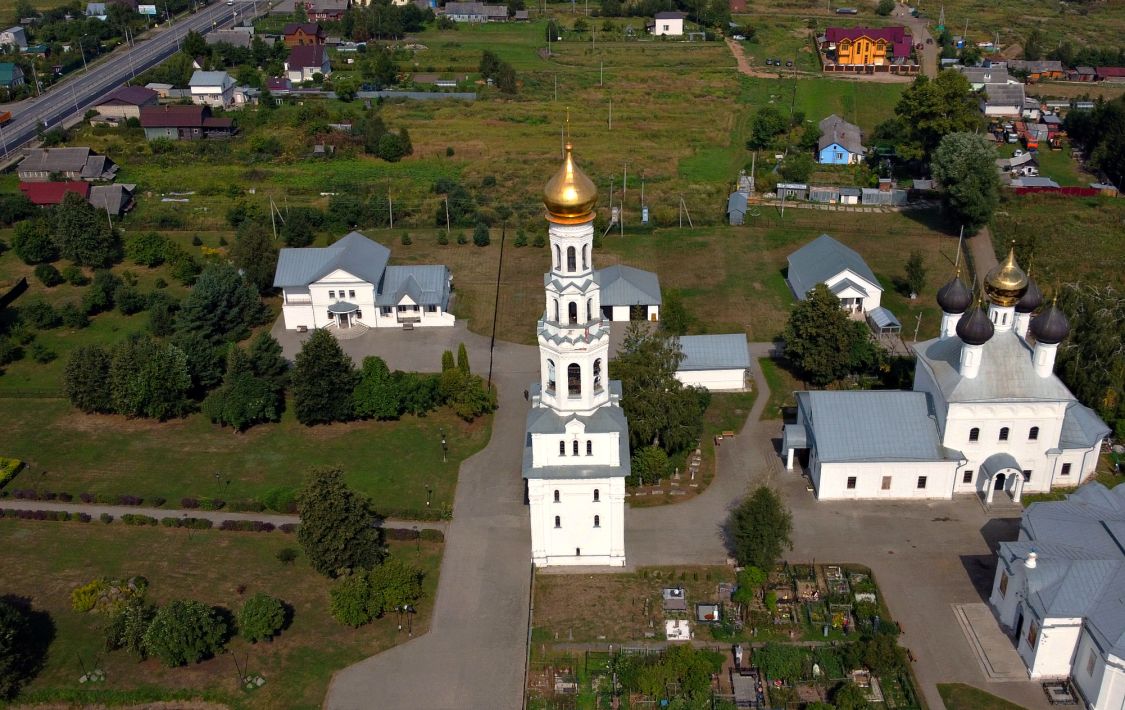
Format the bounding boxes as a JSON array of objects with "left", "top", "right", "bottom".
[
  {"left": 809, "top": 185, "right": 839, "bottom": 203},
  {"left": 596, "top": 265, "right": 661, "bottom": 322},
  {"left": 860, "top": 187, "right": 888, "bottom": 206},
  {"left": 839, "top": 186, "right": 861, "bottom": 205},
  {"left": 776, "top": 182, "right": 808, "bottom": 200},
  {"left": 867, "top": 306, "right": 901, "bottom": 337},
  {"left": 675, "top": 334, "right": 751, "bottom": 391},
  {"left": 727, "top": 191, "right": 747, "bottom": 225}
]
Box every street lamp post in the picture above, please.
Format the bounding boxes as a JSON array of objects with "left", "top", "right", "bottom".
[
  {"left": 214, "top": 472, "right": 221, "bottom": 497},
  {"left": 77, "top": 36, "right": 89, "bottom": 73},
  {"left": 440, "top": 428, "right": 447, "bottom": 463},
  {"left": 405, "top": 604, "right": 415, "bottom": 637},
  {"left": 425, "top": 485, "right": 432, "bottom": 509}
]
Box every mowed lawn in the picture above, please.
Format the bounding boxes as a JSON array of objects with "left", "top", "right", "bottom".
[
  {"left": 0, "top": 398, "right": 489, "bottom": 514},
  {"left": 739, "top": 76, "right": 906, "bottom": 135},
  {"left": 937, "top": 683, "right": 1028, "bottom": 710},
  {"left": 0, "top": 519, "right": 443, "bottom": 709}
]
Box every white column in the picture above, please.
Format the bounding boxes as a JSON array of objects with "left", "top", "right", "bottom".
[
  {"left": 989, "top": 303, "right": 1016, "bottom": 332},
  {"left": 1013, "top": 474, "right": 1024, "bottom": 503},
  {"left": 786, "top": 448, "right": 795, "bottom": 471},
  {"left": 986, "top": 476, "right": 996, "bottom": 505}
]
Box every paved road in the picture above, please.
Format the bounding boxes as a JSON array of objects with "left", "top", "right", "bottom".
[
  {"left": 0, "top": 0, "right": 265, "bottom": 161},
  {"left": 895, "top": 2, "right": 938, "bottom": 78},
  {"left": 0, "top": 499, "right": 446, "bottom": 531},
  {"left": 306, "top": 322, "right": 541, "bottom": 710}
]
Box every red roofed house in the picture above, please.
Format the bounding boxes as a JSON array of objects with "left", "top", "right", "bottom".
[
  {"left": 94, "top": 85, "right": 159, "bottom": 120},
  {"left": 820, "top": 26, "right": 917, "bottom": 74},
  {"left": 139, "top": 105, "right": 234, "bottom": 141},
  {"left": 283, "top": 22, "right": 325, "bottom": 47},
  {"left": 20, "top": 181, "right": 90, "bottom": 206},
  {"left": 285, "top": 45, "right": 331, "bottom": 84},
  {"left": 1096, "top": 66, "right": 1125, "bottom": 83}
]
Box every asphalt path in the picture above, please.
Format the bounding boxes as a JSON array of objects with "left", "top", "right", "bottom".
[{"left": 0, "top": 0, "right": 267, "bottom": 160}]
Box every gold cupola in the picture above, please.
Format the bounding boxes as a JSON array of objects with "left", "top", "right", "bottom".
[
  {"left": 984, "top": 244, "right": 1029, "bottom": 307},
  {"left": 543, "top": 143, "right": 597, "bottom": 224}
]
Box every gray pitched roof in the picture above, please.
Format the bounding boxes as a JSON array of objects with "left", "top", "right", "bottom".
[
  {"left": 727, "top": 191, "right": 747, "bottom": 213},
  {"left": 19, "top": 147, "right": 113, "bottom": 176},
  {"left": 912, "top": 331, "right": 1078, "bottom": 405},
  {"left": 595, "top": 265, "right": 661, "bottom": 306},
  {"left": 1002, "top": 484, "right": 1125, "bottom": 656},
  {"left": 677, "top": 334, "right": 750, "bottom": 371},
  {"left": 982, "top": 82, "right": 1024, "bottom": 107},
  {"left": 829, "top": 277, "right": 869, "bottom": 297},
  {"left": 786, "top": 234, "right": 881, "bottom": 301},
  {"left": 375, "top": 265, "right": 450, "bottom": 308},
  {"left": 959, "top": 65, "right": 1011, "bottom": 85},
  {"left": 273, "top": 231, "right": 391, "bottom": 288},
  {"left": 522, "top": 389, "right": 630, "bottom": 480},
  {"left": 1059, "top": 402, "right": 1112, "bottom": 449},
  {"left": 189, "top": 70, "right": 234, "bottom": 88},
  {"left": 795, "top": 390, "right": 947, "bottom": 463},
  {"left": 818, "top": 114, "right": 866, "bottom": 155},
  {"left": 87, "top": 184, "right": 134, "bottom": 215}
]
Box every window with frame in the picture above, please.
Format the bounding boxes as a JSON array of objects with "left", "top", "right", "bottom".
[
  {"left": 969, "top": 427, "right": 980, "bottom": 442},
  {"left": 1023, "top": 470, "right": 1032, "bottom": 483},
  {"left": 382, "top": 306, "right": 392, "bottom": 315},
  {"left": 572, "top": 440, "right": 579, "bottom": 456},
  {"left": 1027, "top": 621, "right": 1039, "bottom": 647},
  {"left": 348, "top": 290, "right": 355, "bottom": 298},
  {"left": 846, "top": 477, "right": 857, "bottom": 490},
  {"left": 593, "top": 515, "right": 600, "bottom": 528},
  {"left": 881, "top": 476, "right": 891, "bottom": 490},
  {"left": 1061, "top": 463, "right": 1072, "bottom": 476},
  {"left": 999, "top": 571, "right": 1008, "bottom": 597},
  {"left": 586, "top": 440, "right": 592, "bottom": 456},
  {"left": 1087, "top": 649, "right": 1097, "bottom": 676},
  {"left": 1029, "top": 426, "right": 1039, "bottom": 441},
  {"left": 963, "top": 469, "right": 974, "bottom": 484},
  {"left": 553, "top": 490, "right": 560, "bottom": 503},
  {"left": 328, "top": 290, "right": 335, "bottom": 298},
  {"left": 568, "top": 363, "right": 582, "bottom": 397},
  {"left": 999, "top": 427, "right": 1010, "bottom": 441},
  {"left": 917, "top": 476, "right": 928, "bottom": 489},
  {"left": 427, "top": 305, "right": 437, "bottom": 312},
  {"left": 559, "top": 441, "right": 565, "bottom": 456},
  {"left": 554, "top": 515, "right": 561, "bottom": 528},
  {"left": 593, "top": 489, "right": 599, "bottom": 502}
]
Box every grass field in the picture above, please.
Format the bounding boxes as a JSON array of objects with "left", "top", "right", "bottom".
[
  {"left": 758, "top": 356, "right": 803, "bottom": 420},
  {"left": 0, "top": 519, "right": 442, "bottom": 709},
  {"left": 0, "top": 397, "right": 489, "bottom": 515},
  {"left": 739, "top": 76, "right": 905, "bottom": 135},
  {"left": 937, "top": 683, "right": 1027, "bottom": 710}
]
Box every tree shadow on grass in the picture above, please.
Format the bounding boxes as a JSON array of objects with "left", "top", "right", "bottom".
[{"left": 0, "top": 594, "right": 55, "bottom": 700}]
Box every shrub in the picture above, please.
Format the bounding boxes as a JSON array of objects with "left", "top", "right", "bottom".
[
  {"left": 219, "top": 520, "right": 275, "bottom": 532},
  {"left": 384, "top": 527, "right": 420, "bottom": 541},
  {"left": 532, "top": 233, "right": 546, "bottom": 248},
  {"left": 400, "top": 232, "right": 412, "bottom": 245},
  {"left": 227, "top": 499, "right": 265, "bottom": 513},
  {"left": 100, "top": 513, "right": 113, "bottom": 524},
  {"left": 238, "top": 592, "right": 286, "bottom": 643},
  {"left": 151, "top": 496, "right": 166, "bottom": 507},
  {"left": 0, "top": 458, "right": 23, "bottom": 488},
  {"left": 279, "top": 523, "right": 298, "bottom": 534},
  {"left": 262, "top": 487, "right": 297, "bottom": 513},
  {"left": 436, "top": 232, "right": 449, "bottom": 245},
  {"left": 71, "top": 579, "right": 107, "bottom": 612},
  {"left": 191, "top": 235, "right": 203, "bottom": 246},
  {"left": 180, "top": 497, "right": 199, "bottom": 509},
  {"left": 20, "top": 299, "right": 61, "bottom": 329},
  {"left": 30, "top": 343, "right": 57, "bottom": 364},
  {"left": 104, "top": 598, "right": 155, "bottom": 660},
  {"left": 513, "top": 230, "right": 528, "bottom": 247},
  {"left": 456, "top": 232, "right": 467, "bottom": 245},
  {"left": 420, "top": 528, "right": 445, "bottom": 543},
  {"left": 34, "top": 263, "right": 63, "bottom": 287},
  {"left": 199, "top": 497, "right": 225, "bottom": 511},
  {"left": 143, "top": 599, "right": 229, "bottom": 667},
  {"left": 276, "top": 548, "right": 298, "bottom": 564},
  {"left": 61, "top": 265, "right": 89, "bottom": 286},
  {"left": 472, "top": 223, "right": 490, "bottom": 247},
  {"left": 121, "top": 514, "right": 158, "bottom": 526},
  {"left": 61, "top": 303, "right": 90, "bottom": 329}
]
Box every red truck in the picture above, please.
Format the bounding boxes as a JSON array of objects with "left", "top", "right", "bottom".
[{"left": 0, "top": 111, "right": 12, "bottom": 126}]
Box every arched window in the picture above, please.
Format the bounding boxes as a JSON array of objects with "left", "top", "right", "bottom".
[
  {"left": 554, "top": 244, "right": 561, "bottom": 270},
  {"left": 572, "top": 440, "right": 579, "bottom": 456},
  {"left": 593, "top": 359, "right": 603, "bottom": 391},
  {"left": 999, "top": 427, "right": 1010, "bottom": 441},
  {"left": 969, "top": 427, "right": 980, "bottom": 442},
  {"left": 568, "top": 363, "right": 581, "bottom": 397},
  {"left": 593, "top": 515, "right": 600, "bottom": 528},
  {"left": 568, "top": 301, "right": 578, "bottom": 324},
  {"left": 553, "top": 299, "right": 559, "bottom": 323},
  {"left": 554, "top": 515, "right": 561, "bottom": 528},
  {"left": 1029, "top": 426, "right": 1039, "bottom": 441},
  {"left": 553, "top": 489, "right": 560, "bottom": 502},
  {"left": 567, "top": 246, "right": 576, "bottom": 272},
  {"left": 586, "top": 440, "right": 593, "bottom": 456},
  {"left": 546, "top": 359, "right": 556, "bottom": 393},
  {"left": 582, "top": 244, "right": 589, "bottom": 270},
  {"left": 593, "top": 489, "right": 600, "bottom": 502},
  {"left": 586, "top": 299, "right": 593, "bottom": 322},
  {"left": 559, "top": 440, "right": 565, "bottom": 456}
]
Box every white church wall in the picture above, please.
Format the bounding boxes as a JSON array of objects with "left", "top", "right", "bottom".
[
  {"left": 988, "top": 561, "right": 1022, "bottom": 629},
  {"left": 529, "top": 431, "right": 620, "bottom": 469},
  {"left": 527, "top": 477, "right": 625, "bottom": 566},
  {"left": 674, "top": 368, "right": 746, "bottom": 391},
  {"left": 281, "top": 302, "right": 315, "bottom": 330},
  {"left": 944, "top": 401, "right": 1069, "bottom": 494},
  {"left": 1072, "top": 635, "right": 1125, "bottom": 710},
  {"left": 1027, "top": 617, "right": 1083, "bottom": 679},
  {"left": 814, "top": 460, "right": 957, "bottom": 500}
]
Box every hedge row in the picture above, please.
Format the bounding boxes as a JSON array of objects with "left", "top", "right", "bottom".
[
  {"left": 0, "top": 457, "right": 23, "bottom": 487},
  {"left": 160, "top": 517, "right": 213, "bottom": 529},
  {"left": 0, "top": 508, "right": 91, "bottom": 522},
  {"left": 384, "top": 527, "right": 445, "bottom": 543}
]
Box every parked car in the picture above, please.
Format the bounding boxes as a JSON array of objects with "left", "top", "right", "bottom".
[
  {"left": 1014, "top": 149, "right": 1025, "bottom": 157},
  {"left": 785, "top": 60, "right": 794, "bottom": 67}
]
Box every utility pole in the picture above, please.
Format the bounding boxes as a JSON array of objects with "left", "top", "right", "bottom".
[
  {"left": 913, "top": 312, "right": 922, "bottom": 343},
  {"left": 388, "top": 195, "right": 394, "bottom": 229},
  {"left": 269, "top": 196, "right": 277, "bottom": 239},
  {"left": 955, "top": 224, "right": 964, "bottom": 268},
  {"left": 622, "top": 162, "right": 627, "bottom": 216},
  {"left": 640, "top": 170, "right": 645, "bottom": 209},
  {"left": 554, "top": 74, "right": 557, "bottom": 102},
  {"left": 600, "top": 61, "right": 603, "bottom": 85},
  {"left": 487, "top": 226, "right": 506, "bottom": 390},
  {"left": 608, "top": 99, "right": 612, "bottom": 129},
  {"left": 444, "top": 197, "right": 450, "bottom": 236},
  {"left": 749, "top": 151, "right": 757, "bottom": 193}
]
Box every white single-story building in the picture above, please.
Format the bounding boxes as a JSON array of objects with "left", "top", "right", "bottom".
[
  {"left": 989, "top": 484, "right": 1125, "bottom": 709},
  {"left": 595, "top": 264, "right": 661, "bottom": 322},
  {"left": 273, "top": 231, "right": 455, "bottom": 332},
  {"left": 786, "top": 234, "right": 884, "bottom": 314},
  {"left": 674, "top": 334, "right": 751, "bottom": 391},
  {"left": 650, "top": 10, "right": 686, "bottom": 36}
]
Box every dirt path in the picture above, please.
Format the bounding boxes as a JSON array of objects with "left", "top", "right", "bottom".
[
  {"left": 725, "top": 38, "right": 793, "bottom": 79},
  {"left": 967, "top": 225, "right": 1001, "bottom": 289}
]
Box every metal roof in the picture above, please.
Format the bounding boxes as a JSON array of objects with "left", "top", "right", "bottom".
[
  {"left": 786, "top": 234, "right": 881, "bottom": 301},
  {"left": 189, "top": 70, "right": 234, "bottom": 88},
  {"left": 1059, "top": 402, "right": 1111, "bottom": 449},
  {"left": 982, "top": 82, "right": 1025, "bottom": 108},
  {"left": 88, "top": 184, "right": 134, "bottom": 215},
  {"left": 727, "top": 191, "right": 747, "bottom": 213},
  {"left": 794, "top": 390, "right": 947, "bottom": 463},
  {"left": 273, "top": 231, "right": 391, "bottom": 288},
  {"left": 375, "top": 265, "right": 450, "bottom": 308},
  {"left": 829, "top": 277, "right": 869, "bottom": 297},
  {"left": 818, "top": 114, "right": 866, "bottom": 155},
  {"left": 677, "top": 334, "right": 750, "bottom": 372},
  {"left": 595, "top": 265, "right": 661, "bottom": 306},
  {"left": 522, "top": 393, "right": 631, "bottom": 480},
  {"left": 867, "top": 306, "right": 901, "bottom": 330},
  {"left": 327, "top": 301, "right": 357, "bottom": 314},
  {"left": 912, "top": 331, "right": 1077, "bottom": 404},
  {"left": 96, "top": 85, "right": 158, "bottom": 106}
]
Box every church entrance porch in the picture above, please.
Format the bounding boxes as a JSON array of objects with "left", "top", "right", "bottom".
[
  {"left": 326, "top": 301, "right": 360, "bottom": 328},
  {"left": 981, "top": 453, "right": 1025, "bottom": 506}
]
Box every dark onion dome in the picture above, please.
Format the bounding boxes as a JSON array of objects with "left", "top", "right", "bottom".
[
  {"left": 936, "top": 273, "right": 973, "bottom": 314},
  {"left": 1030, "top": 302, "right": 1070, "bottom": 344},
  {"left": 1016, "top": 277, "right": 1043, "bottom": 313},
  {"left": 984, "top": 246, "right": 1029, "bottom": 307},
  {"left": 956, "top": 304, "right": 995, "bottom": 346}
]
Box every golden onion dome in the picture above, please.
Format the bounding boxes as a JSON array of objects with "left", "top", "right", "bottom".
[
  {"left": 984, "top": 245, "right": 1029, "bottom": 308},
  {"left": 543, "top": 143, "right": 597, "bottom": 223}
]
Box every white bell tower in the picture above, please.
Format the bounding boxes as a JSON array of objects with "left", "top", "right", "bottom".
[{"left": 522, "top": 143, "right": 628, "bottom": 568}]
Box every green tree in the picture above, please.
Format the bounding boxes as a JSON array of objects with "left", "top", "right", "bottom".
[
  {"left": 875, "top": 0, "right": 894, "bottom": 15},
  {"left": 181, "top": 30, "right": 207, "bottom": 59},
  {"left": 82, "top": 269, "right": 121, "bottom": 315},
  {"left": 631, "top": 445, "right": 669, "bottom": 485},
  {"left": 202, "top": 370, "right": 282, "bottom": 430},
  {"left": 65, "top": 345, "right": 113, "bottom": 413},
  {"left": 296, "top": 466, "right": 385, "bottom": 577},
  {"left": 143, "top": 600, "right": 228, "bottom": 667},
  {"left": 51, "top": 192, "right": 122, "bottom": 268},
  {"left": 753, "top": 642, "right": 806, "bottom": 683},
  {"left": 376, "top": 132, "right": 408, "bottom": 162},
  {"left": 782, "top": 283, "right": 878, "bottom": 386},
  {"left": 728, "top": 485, "right": 793, "bottom": 570},
  {"left": 127, "top": 232, "right": 172, "bottom": 267},
  {"left": 246, "top": 331, "right": 289, "bottom": 390},
  {"left": 612, "top": 325, "right": 709, "bottom": 453},
  {"left": 1023, "top": 28, "right": 1044, "bottom": 61},
  {"left": 441, "top": 349, "right": 455, "bottom": 372},
  {"left": 473, "top": 223, "right": 490, "bottom": 246},
  {"left": 1054, "top": 284, "right": 1124, "bottom": 440},
  {"left": 104, "top": 599, "right": 155, "bottom": 660},
  {"left": 11, "top": 220, "right": 58, "bottom": 264},
  {"left": 659, "top": 289, "right": 693, "bottom": 335},
  {"left": 930, "top": 132, "right": 1000, "bottom": 233},
  {"left": 779, "top": 153, "right": 815, "bottom": 183},
  {"left": 731, "top": 565, "right": 768, "bottom": 605},
  {"left": 172, "top": 330, "right": 226, "bottom": 393},
  {"left": 892, "top": 71, "right": 982, "bottom": 160},
  {"left": 329, "top": 573, "right": 373, "bottom": 627},
  {"left": 905, "top": 250, "right": 926, "bottom": 297},
  {"left": 860, "top": 633, "right": 907, "bottom": 674},
  {"left": 230, "top": 223, "right": 278, "bottom": 294},
  {"left": 109, "top": 336, "right": 193, "bottom": 420},
  {"left": 833, "top": 682, "right": 872, "bottom": 710},
  {"left": 237, "top": 593, "right": 286, "bottom": 643},
  {"left": 176, "top": 263, "right": 266, "bottom": 345},
  {"left": 746, "top": 106, "right": 788, "bottom": 149},
  {"left": 366, "top": 559, "right": 424, "bottom": 617},
  {"left": 292, "top": 329, "right": 357, "bottom": 425},
  {"left": 353, "top": 356, "right": 402, "bottom": 420},
  {"left": 456, "top": 342, "right": 470, "bottom": 374}
]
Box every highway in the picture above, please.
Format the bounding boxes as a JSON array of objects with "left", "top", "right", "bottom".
[{"left": 0, "top": 0, "right": 267, "bottom": 161}]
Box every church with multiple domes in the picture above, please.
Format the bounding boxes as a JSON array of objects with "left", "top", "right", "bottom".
[{"left": 783, "top": 247, "right": 1110, "bottom": 502}]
